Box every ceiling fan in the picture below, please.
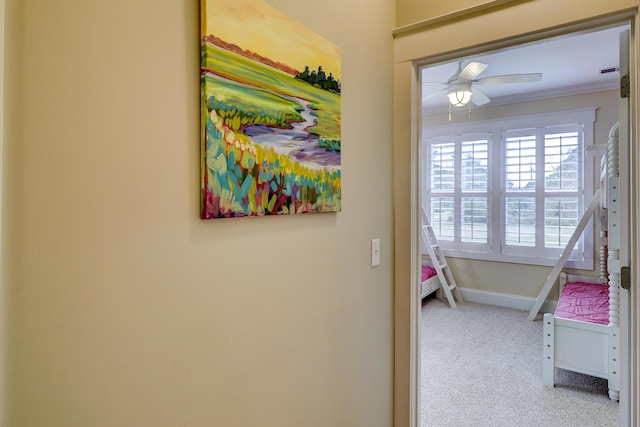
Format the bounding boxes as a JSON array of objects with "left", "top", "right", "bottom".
[{"left": 424, "top": 61, "right": 543, "bottom": 107}]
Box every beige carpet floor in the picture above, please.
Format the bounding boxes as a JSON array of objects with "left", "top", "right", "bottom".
[{"left": 420, "top": 296, "right": 619, "bottom": 427}]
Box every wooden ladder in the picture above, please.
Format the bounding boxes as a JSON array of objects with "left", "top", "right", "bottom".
[
  {"left": 420, "top": 207, "right": 463, "bottom": 308},
  {"left": 527, "top": 189, "right": 602, "bottom": 320}
]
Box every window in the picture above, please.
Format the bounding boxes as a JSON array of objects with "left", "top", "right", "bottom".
[
  {"left": 422, "top": 110, "right": 595, "bottom": 269},
  {"left": 428, "top": 134, "right": 490, "bottom": 253}
]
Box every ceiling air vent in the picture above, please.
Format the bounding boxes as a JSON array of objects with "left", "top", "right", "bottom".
[{"left": 600, "top": 67, "right": 619, "bottom": 74}]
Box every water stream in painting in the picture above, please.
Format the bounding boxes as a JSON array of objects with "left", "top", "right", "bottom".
[{"left": 243, "top": 96, "right": 340, "bottom": 170}]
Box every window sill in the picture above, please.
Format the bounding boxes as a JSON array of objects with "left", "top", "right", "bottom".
[{"left": 441, "top": 248, "right": 594, "bottom": 270}]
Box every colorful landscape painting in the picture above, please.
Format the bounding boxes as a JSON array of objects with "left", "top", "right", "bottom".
[{"left": 200, "top": 0, "right": 342, "bottom": 219}]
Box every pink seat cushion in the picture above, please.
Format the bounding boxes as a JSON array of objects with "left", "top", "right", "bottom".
[
  {"left": 555, "top": 282, "right": 609, "bottom": 325},
  {"left": 422, "top": 265, "right": 437, "bottom": 282}
]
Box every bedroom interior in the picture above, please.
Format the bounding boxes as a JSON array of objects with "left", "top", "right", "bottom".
[
  {"left": 421, "top": 297, "right": 618, "bottom": 426},
  {"left": 418, "top": 22, "right": 628, "bottom": 424},
  {"left": 8, "top": 1, "right": 640, "bottom": 426}
]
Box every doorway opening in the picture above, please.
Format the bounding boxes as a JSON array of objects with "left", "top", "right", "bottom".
[{"left": 416, "top": 22, "right": 631, "bottom": 426}]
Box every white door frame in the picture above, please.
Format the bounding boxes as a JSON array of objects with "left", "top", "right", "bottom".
[
  {"left": 618, "top": 27, "right": 632, "bottom": 426},
  {"left": 0, "top": 0, "right": 6, "bottom": 424},
  {"left": 401, "top": 13, "right": 637, "bottom": 427}
]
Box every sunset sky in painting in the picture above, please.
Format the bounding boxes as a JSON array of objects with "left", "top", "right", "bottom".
[{"left": 202, "top": 0, "right": 341, "bottom": 79}]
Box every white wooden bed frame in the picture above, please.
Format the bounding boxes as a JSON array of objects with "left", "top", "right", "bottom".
[
  {"left": 542, "top": 122, "right": 621, "bottom": 401},
  {"left": 543, "top": 273, "right": 620, "bottom": 401},
  {"left": 420, "top": 258, "right": 441, "bottom": 299}
]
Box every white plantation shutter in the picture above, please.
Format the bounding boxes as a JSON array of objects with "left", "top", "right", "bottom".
[
  {"left": 430, "top": 141, "right": 455, "bottom": 192},
  {"left": 505, "top": 197, "right": 536, "bottom": 247},
  {"left": 503, "top": 130, "right": 537, "bottom": 252},
  {"left": 429, "top": 139, "right": 456, "bottom": 241},
  {"left": 430, "top": 197, "right": 455, "bottom": 241},
  {"left": 504, "top": 132, "right": 537, "bottom": 191},
  {"left": 543, "top": 127, "right": 581, "bottom": 250},
  {"left": 544, "top": 197, "right": 579, "bottom": 247},
  {"left": 423, "top": 109, "right": 595, "bottom": 268},
  {"left": 427, "top": 134, "right": 490, "bottom": 251},
  {"left": 460, "top": 138, "right": 488, "bottom": 244},
  {"left": 502, "top": 124, "right": 583, "bottom": 259}
]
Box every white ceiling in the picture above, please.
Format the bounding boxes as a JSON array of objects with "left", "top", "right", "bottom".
[{"left": 421, "top": 25, "right": 628, "bottom": 115}]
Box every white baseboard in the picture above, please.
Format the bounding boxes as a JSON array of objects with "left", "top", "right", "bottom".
[{"left": 459, "top": 287, "right": 557, "bottom": 315}]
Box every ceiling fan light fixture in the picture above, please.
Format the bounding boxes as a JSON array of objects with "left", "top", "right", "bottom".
[{"left": 447, "top": 83, "right": 472, "bottom": 106}]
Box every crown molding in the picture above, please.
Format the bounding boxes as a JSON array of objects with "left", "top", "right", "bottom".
[{"left": 393, "top": 0, "right": 534, "bottom": 37}]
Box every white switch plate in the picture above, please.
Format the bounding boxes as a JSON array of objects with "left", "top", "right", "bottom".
[{"left": 371, "top": 239, "right": 380, "bottom": 267}]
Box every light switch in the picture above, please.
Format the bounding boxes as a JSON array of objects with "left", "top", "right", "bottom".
[{"left": 371, "top": 239, "right": 380, "bottom": 267}]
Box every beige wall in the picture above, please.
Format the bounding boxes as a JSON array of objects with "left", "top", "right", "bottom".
[
  {"left": 2, "top": 0, "right": 395, "bottom": 426},
  {"left": 394, "top": 0, "right": 639, "bottom": 425},
  {"left": 0, "top": 0, "right": 5, "bottom": 423},
  {"left": 396, "top": 0, "right": 528, "bottom": 28},
  {"left": 424, "top": 90, "right": 619, "bottom": 298},
  {"left": 395, "top": 1, "right": 638, "bottom": 62}
]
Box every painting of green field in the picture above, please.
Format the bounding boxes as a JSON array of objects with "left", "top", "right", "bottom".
[{"left": 200, "top": 0, "right": 341, "bottom": 219}]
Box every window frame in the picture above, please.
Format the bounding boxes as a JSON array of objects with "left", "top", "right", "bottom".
[
  {"left": 426, "top": 133, "right": 491, "bottom": 253},
  {"left": 422, "top": 108, "right": 596, "bottom": 269}
]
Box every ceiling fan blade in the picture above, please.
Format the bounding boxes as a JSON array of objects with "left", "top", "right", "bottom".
[
  {"left": 447, "top": 63, "right": 463, "bottom": 82},
  {"left": 459, "top": 62, "right": 489, "bottom": 81},
  {"left": 471, "top": 87, "right": 491, "bottom": 106},
  {"left": 423, "top": 88, "right": 447, "bottom": 100},
  {"left": 475, "top": 73, "right": 542, "bottom": 85}
]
